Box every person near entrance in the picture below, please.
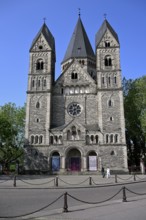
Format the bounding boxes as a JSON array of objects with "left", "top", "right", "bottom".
[
  {"left": 106, "top": 167, "right": 110, "bottom": 178},
  {"left": 101, "top": 166, "right": 105, "bottom": 178}
]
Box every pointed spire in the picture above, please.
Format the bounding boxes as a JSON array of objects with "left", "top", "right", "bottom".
[
  {"left": 95, "top": 19, "right": 119, "bottom": 48},
  {"left": 62, "top": 17, "right": 95, "bottom": 63},
  {"left": 30, "top": 22, "right": 55, "bottom": 52}
]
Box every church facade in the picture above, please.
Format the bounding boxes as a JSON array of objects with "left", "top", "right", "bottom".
[{"left": 24, "top": 16, "right": 128, "bottom": 173}]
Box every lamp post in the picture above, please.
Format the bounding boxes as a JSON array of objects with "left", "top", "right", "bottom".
[{"left": 130, "top": 140, "right": 134, "bottom": 173}]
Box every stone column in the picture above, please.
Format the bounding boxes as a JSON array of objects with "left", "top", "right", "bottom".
[
  {"left": 81, "top": 156, "right": 87, "bottom": 172},
  {"left": 60, "top": 156, "right": 65, "bottom": 173}
]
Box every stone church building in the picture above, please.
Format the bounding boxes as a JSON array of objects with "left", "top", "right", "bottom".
[{"left": 24, "top": 15, "right": 128, "bottom": 173}]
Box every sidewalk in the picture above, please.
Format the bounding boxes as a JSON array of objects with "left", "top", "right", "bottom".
[
  {"left": 0, "top": 174, "right": 145, "bottom": 188},
  {"left": 21, "top": 194, "right": 146, "bottom": 220},
  {"left": 1, "top": 175, "right": 146, "bottom": 220}
]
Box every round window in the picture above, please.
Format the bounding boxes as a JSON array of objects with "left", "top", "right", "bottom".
[{"left": 68, "top": 103, "right": 82, "bottom": 117}]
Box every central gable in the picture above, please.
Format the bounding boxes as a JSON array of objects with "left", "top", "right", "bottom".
[
  {"left": 55, "top": 59, "right": 96, "bottom": 87},
  {"left": 63, "top": 119, "right": 86, "bottom": 133}
]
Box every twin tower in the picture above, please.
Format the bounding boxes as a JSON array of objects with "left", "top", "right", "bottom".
[{"left": 24, "top": 16, "right": 128, "bottom": 173}]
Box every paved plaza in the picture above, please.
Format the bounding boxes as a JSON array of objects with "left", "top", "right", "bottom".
[{"left": 0, "top": 174, "right": 146, "bottom": 220}]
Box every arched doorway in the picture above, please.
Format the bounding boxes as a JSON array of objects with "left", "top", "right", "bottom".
[
  {"left": 66, "top": 148, "right": 81, "bottom": 171},
  {"left": 87, "top": 151, "right": 97, "bottom": 171},
  {"left": 51, "top": 151, "right": 60, "bottom": 171}
]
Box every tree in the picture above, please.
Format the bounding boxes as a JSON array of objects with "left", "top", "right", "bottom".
[
  {"left": 0, "top": 103, "right": 25, "bottom": 171},
  {"left": 123, "top": 76, "right": 146, "bottom": 167}
]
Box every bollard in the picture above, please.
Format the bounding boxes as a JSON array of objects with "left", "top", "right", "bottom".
[
  {"left": 89, "top": 176, "right": 92, "bottom": 185},
  {"left": 122, "top": 186, "right": 127, "bottom": 202},
  {"left": 63, "top": 192, "right": 68, "bottom": 213},
  {"left": 13, "top": 175, "right": 16, "bottom": 187},
  {"left": 133, "top": 174, "right": 136, "bottom": 181},
  {"left": 56, "top": 176, "right": 58, "bottom": 187},
  {"left": 115, "top": 174, "right": 118, "bottom": 183}
]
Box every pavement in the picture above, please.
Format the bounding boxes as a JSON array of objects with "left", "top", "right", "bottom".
[
  {"left": 0, "top": 174, "right": 141, "bottom": 188},
  {"left": 1, "top": 174, "right": 146, "bottom": 220},
  {"left": 21, "top": 194, "right": 146, "bottom": 220}
]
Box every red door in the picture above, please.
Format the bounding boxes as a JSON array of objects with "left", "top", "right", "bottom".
[{"left": 70, "top": 157, "right": 80, "bottom": 171}]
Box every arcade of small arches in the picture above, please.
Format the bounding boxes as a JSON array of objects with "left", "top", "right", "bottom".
[
  {"left": 29, "top": 133, "right": 119, "bottom": 145},
  {"left": 31, "top": 77, "right": 47, "bottom": 89},
  {"left": 101, "top": 74, "right": 117, "bottom": 86},
  {"left": 30, "top": 135, "right": 43, "bottom": 144},
  {"left": 61, "top": 85, "right": 90, "bottom": 95},
  {"left": 49, "top": 134, "right": 99, "bottom": 145}
]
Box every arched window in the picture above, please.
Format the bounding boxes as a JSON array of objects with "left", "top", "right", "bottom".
[
  {"left": 110, "top": 134, "right": 113, "bottom": 143},
  {"left": 72, "top": 126, "right": 77, "bottom": 139},
  {"left": 77, "top": 130, "right": 81, "bottom": 139},
  {"left": 67, "top": 130, "right": 71, "bottom": 140},
  {"left": 114, "top": 76, "right": 117, "bottom": 84},
  {"left": 106, "top": 134, "right": 109, "bottom": 143},
  {"left": 91, "top": 135, "right": 94, "bottom": 143},
  {"left": 36, "top": 118, "right": 39, "bottom": 123},
  {"left": 39, "top": 135, "right": 43, "bottom": 144},
  {"left": 115, "top": 134, "right": 118, "bottom": 143},
  {"left": 43, "top": 79, "right": 46, "bottom": 86},
  {"left": 38, "top": 79, "right": 41, "bottom": 87},
  {"left": 59, "top": 136, "right": 62, "bottom": 144},
  {"left": 50, "top": 136, "right": 54, "bottom": 144},
  {"left": 54, "top": 136, "right": 58, "bottom": 144},
  {"left": 31, "top": 135, "right": 34, "bottom": 144},
  {"left": 108, "top": 100, "right": 112, "bottom": 107},
  {"left": 71, "top": 72, "right": 78, "bottom": 80},
  {"left": 102, "top": 76, "right": 104, "bottom": 84},
  {"left": 104, "top": 55, "right": 112, "bottom": 66},
  {"left": 95, "top": 135, "right": 98, "bottom": 144},
  {"left": 36, "top": 102, "right": 40, "bottom": 108},
  {"left": 36, "top": 59, "right": 44, "bottom": 70},
  {"left": 110, "top": 117, "right": 113, "bottom": 121},
  {"left": 110, "top": 150, "right": 115, "bottom": 155},
  {"left": 35, "top": 136, "right": 38, "bottom": 144},
  {"left": 32, "top": 80, "right": 35, "bottom": 87},
  {"left": 105, "top": 41, "right": 110, "bottom": 47}
]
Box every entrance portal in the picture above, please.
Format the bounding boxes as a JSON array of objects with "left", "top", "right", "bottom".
[
  {"left": 51, "top": 152, "right": 60, "bottom": 171},
  {"left": 66, "top": 148, "right": 81, "bottom": 171},
  {"left": 87, "top": 151, "right": 97, "bottom": 171}
]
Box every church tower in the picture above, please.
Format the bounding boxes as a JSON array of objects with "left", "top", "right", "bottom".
[
  {"left": 25, "top": 22, "right": 55, "bottom": 148},
  {"left": 95, "top": 19, "right": 128, "bottom": 169}
]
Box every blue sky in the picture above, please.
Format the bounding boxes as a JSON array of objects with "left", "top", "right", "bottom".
[{"left": 0, "top": 0, "right": 146, "bottom": 107}]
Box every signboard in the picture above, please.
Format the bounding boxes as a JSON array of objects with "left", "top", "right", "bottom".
[
  {"left": 52, "top": 156, "right": 60, "bottom": 171},
  {"left": 89, "top": 156, "right": 97, "bottom": 171}
]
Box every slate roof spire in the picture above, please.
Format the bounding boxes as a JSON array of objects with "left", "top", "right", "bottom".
[
  {"left": 62, "top": 16, "right": 95, "bottom": 63},
  {"left": 95, "top": 19, "right": 119, "bottom": 48},
  {"left": 30, "top": 22, "right": 55, "bottom": 53}
]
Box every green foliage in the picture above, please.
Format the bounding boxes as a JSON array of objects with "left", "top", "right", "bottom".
[
  {"left": 0, "top": 103, "right": 25, "bottom": 170},
  {"left": 123, "top": 76, "right": 146, "bottom": 166}
]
